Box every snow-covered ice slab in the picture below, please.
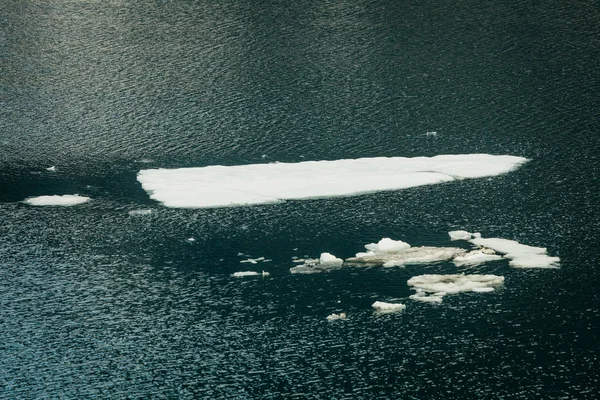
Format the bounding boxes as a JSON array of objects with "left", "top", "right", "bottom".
[
  {"left": 372, "top": 301, "right": 406, "bottom": 313},
  {"left": 24, "top": 194, "right": 90, "bottom": 206},
  {"left": 345, "top": 237, "right": 465, "bottom": 266},
  {"left": 470, "top": 237, "right": 560, "bottom": 269},
  {"left": 408, "top": 274, "right": 504, "bottom": 303},
  {"left": 137, "top": 154, "right": 528, "bottom": 208},
  {"left": 449, "top": 230, "right": 560, "bottom": 268}
]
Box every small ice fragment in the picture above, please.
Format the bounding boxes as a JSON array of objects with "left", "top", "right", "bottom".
[
  {"left": 186, "top": 237, "right": 196, "bottom": 242},
  {"left": 319, "top": 252, "right": 343, "bottom": 265},
  {"left": 453, "top": 248, "right": 503, "bottom": 266},
  {"left": 128, "top": 209, "right": 152, "bottom": 216},
  {"left": 261, "top": 271, "right": 270, "bottom": 277},
  {"left": 232, "top": 271, "right": 260, "bottom": 277},
  {"left": 256, "top": 257, "right": 265, "bottom": 261},
  {"left": 262, "top": 259, "right": 272, "bottom": 262},
  {"left": 448, "top": 230, "right": 477, "bottom": 241},
  {"left": 292, "top": 258, "right": 305, "bottom": 263},
  {"left": 426, "top": 131, "right": 438, "bottom": 137},
  {"left": 240, "top": 259, "right": 258, "bottom": 264},
  {"left": 237, "top": 252, "right": 245, "bottom": 256},
  {"left": 326, "top": 312, "right": 347, "bottom": 321},
  {"left": 372, "top": 301, "right": 406, "bottom": 312},
  {"left": 261, "top": 154, "right": 268, "bottom": 159},
  {"left": 24, "top": 194, "right": 90, "bottom": 206},
  {"left": 46, "top": 166, "right": 56, "bottom": 172},
  {"left": 365, "top": 238, "right": 411, "bottom": 253}
]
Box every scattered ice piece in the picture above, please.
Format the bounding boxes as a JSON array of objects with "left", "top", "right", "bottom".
[
  {"left": 186, "top": 237, "right": 196, "bottom": 242},
  {"left": 407, "top": 274, "right": 504, "bottom": 304},
  {"left": 289, "top": 258, "right": 336, "bottom": 274},
  {"left": 326, "top": 312, "right": 347, "bottom": 321},
  {"left": 137, "top": 154, "right": 529, "bottom": 208},
  {"left": 46, "top": 166, "right": 56, "bottom": 172},
  {"left": 448, "top": 230, "right": 481, "bottom": 241},
  {"left": 410, "top": 290, "right": 445, "bottom": 304},
  {"left": 128, "top": 209, "right": 152, "bottom": 216},
  {"left": 240, "top": 257, "right": 268, "bottom": 264},
  {"left": 262, "top": 259, "right": 272, "bottom": 263},
  {"left": 292, "top": 258, "right": 305, "bottom": 263},
  {"left": 346, "top": 244, "right": 465, "bottom": 266},
  {"left": 470, "top": 237, "right": 560, "bottom": 268},
  {"left": 453, "top": 248, "right": 503, "bottom": 266},
  {"left": 319, "top": 252, "right": 343, "bottom": 265},
  {"left": 24, "top": 194, "right": 90, "bottom": 206},
  {"left": 232, "top": 271, "right": 260, "bottom": 277},
  {"left": 426, "top": 131, "right": 438, "bottom": 137},
  {"left": 237, "top": 252, "right": 246, "bottom": 256},
  {"left": 261, "top": 271, "right": 270, "bottom": 277},
  {"left": 261, "top": 154, "right": 268, "bottom": 159},
  {"left": 372, "top": 301, "right": 406, "bottom": 313},
  {"left": 365, "top": 238, "right": 411, "bottom": 253}
]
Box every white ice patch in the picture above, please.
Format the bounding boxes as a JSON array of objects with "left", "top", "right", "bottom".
[
  {"left": 232, "top": 271, "right": 260, "bottom": 277},
  {"left": 365, "top": 237, "right": 411, "bottom": 253},
  {"left": 346, "top": 238, "right": 465, "bottom": 266},
  {"left": 407, "top": 274, "right": 504, "bottom": 303},
  {"left": 289, "top": 255, "right": 341, "bottom": 274},
  {"left": 128, "top": 209, "right": 152, "bottom": 216},
  {"left": 372, "top": 301, "right": 406, "bottom": 313},
  {"left": 453, "top": 248, "right": 503, "bottom": 266},
  {"left": 448, "top": 230, "right": 481, "bottom": 241},
  {"left": 240, "top": 257, "right": 267, "bottom": 264},
  {"left": 137, "top": 154, "right": 529, "bottom": 208},
  {"left": 470, "top": 237, "right": 560, "bottom": 268},
  {"left": 326, "top": 312, "right": 347, "bottom": 321},
  {"left": 24, "top": 194, "right": 90, "bottom": 206},
  {"left": 319, "top": 252, "right": 343, "bottom": 265}
]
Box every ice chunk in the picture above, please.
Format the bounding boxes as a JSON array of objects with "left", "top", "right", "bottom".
[
  {"left": 240, "top": 257, "right": 268, "bottom": 264},
  {"left": 46, "top": 166, "right": 56, "bottom": 172},
  {"left": 128, "top": 209, "right": 152, "bottom": 216},
  {"left": 346, "top": 245, "right": 465, "bottom": 266},
  {"left": 407, "top": 274, "right": 504, "bottom": 303},
  {"left": 372, "top": 301, "right": 406, "bottom": 312},
  {"left": 453, "top": 248, "right": 503, "bottom": 266},
  {"left": 319, "top": 252, "right": 343, "bottom": 265},
  {"left": 470, "top": 237, "right": 560, "bottom": 268},
  {"left": 24, "top": 194, "right": 90, "bottom": 206},
  {"left": 365, "top": 238, "right": 411, "bottom": 252},
  {"left": 232, "top": 271, "right": 260, "bottom": 277},
  {"left": 326, "top": 312, "right": 347, "bottom": 321},
  {"left": 448, "top": 230, "right": 481, "bottom": 241},
  {"left": 289, "top": 256, "right": 340, "bottom": 274},
  {"left": 261, "top": 271, "right": 270, "bottom": 277},
  {"left": 410, "top": 290, "right": 445, "bottom": 303},
  {"left": 137, "top": 154, "right": 529, "bottom": 208}
]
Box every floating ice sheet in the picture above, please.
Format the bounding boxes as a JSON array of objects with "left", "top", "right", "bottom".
[
  {"left": 372, "top": 301, "right": 406, "bottom": 312},
  {"left": 453, "top": 249, "right": 503, "bottom": 266},
  {"left": 138, "top": 154, "right": 528, "bottom": 208},
  {"left": 326, "top": 312, "right": 347, "bottom": 321},
  {"left": 24, "top": 194, "right": 90, "bottom": 206},
  {"left": 232, "top": 271, "right": 260, "bottom": 277},
  {"left": 407, "top": 274, "right": 504, "bottom": 303},
  {"left": 450, "top": 231, "right": 560, "bottom": 268},
  {"left": 470, "top": 237, "right": 560, "bottom": 268},
  {"left": 346, "top": 237, "right": 465, "bottom": 266}
]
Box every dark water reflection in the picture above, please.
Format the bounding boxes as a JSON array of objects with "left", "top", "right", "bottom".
[{"left": 1, "top": 0, "right": 600, "bottom": 398}]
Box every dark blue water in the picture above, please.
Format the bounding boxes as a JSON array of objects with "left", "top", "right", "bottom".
[{"left": 2, "top": 0, "right": 599, "bottom": 398}]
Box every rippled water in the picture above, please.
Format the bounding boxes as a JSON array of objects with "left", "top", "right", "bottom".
[{"left": 2, "top": 0, "right": 600, "bottom": 398}]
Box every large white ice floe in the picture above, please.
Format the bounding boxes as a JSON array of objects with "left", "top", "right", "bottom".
[
  {"left": 24, "top": 194, "right": 90, "bottom": 206},
  {"left": 449, "top": 230, "right": 560, "bottom": 268},
  {"left": 346, "top": 237, "right": 465, "bottom": 266},
  {"left": 408, "top": 274, "right": 504, "bottom": 303},
  {"left": 372, "top": 301, "right": 406, "bottom": 313},
  {"left": 137, "top": 154, "right": 529, "bottom": 208}
]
